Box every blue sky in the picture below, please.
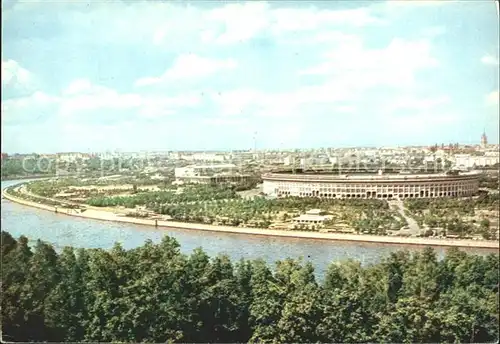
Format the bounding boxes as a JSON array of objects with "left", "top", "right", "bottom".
[{"left": 2, "top": 0, "right": 499, "bottom": 153}]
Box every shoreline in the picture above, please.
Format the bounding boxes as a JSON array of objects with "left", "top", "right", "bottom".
[
  {"left": 2, "top": 188, "right": 499, "bottom": 250},
  {"left": 1, "top": 174, "right": 56, "bottom": 182}
]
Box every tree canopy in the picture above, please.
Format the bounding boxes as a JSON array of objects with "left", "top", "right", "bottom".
[{"left": 1, "top": 230, "right": 498, "bottom": 343}]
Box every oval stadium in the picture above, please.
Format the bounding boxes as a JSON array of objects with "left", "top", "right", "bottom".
[{"left": 262, "top": 169, "right": 481, "bottom": 200}]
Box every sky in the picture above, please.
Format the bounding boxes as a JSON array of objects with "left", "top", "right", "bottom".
[{"left": 1, "top": 0, "right": 499, "bottom": 154}]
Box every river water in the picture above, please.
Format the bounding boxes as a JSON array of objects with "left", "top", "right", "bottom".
[{"left": 1, "top": 180, "right": 496, "bottom": 278}]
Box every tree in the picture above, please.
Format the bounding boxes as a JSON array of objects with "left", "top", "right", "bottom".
[
  {"left": 248, "top": 259, "right": 283, "bottom": 343},
  {"left": 1, "top": 231, "right": 498, "bottom": 343},
  {"left": 401, "top": 247, "right": 440, "bottom": 301},
  {"left": 20, "top": 240, "right": 60, "bottom": 341},
  {"left": 1, "top": 235, "right": 33, "bottom": 341},
  {"left": 44, "top": 247, "right": 85, "bottom": 341},
  {"left": 277, "top": 262, "right": 320, "bottom": 343},
  {"left": 375, "top": 296, "right": 442, "bottom": 343}
]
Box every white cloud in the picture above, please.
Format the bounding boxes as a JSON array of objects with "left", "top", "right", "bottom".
[
  {"left": 481, "top": 55, "right": 499, "bottom": 66},
  {"left": 135, "top": 54, "right": 237, "bottom": 87},
  {"left": 387, "top": 95, "right": 450, "bottom": 112},
  {"left": 3, "top": 78, "right": 202, "bottom": 125},
  {"left": 211, "top": 89, "right": 261, "bottom": 116},
  {"left": 204, "top": 2, "right": 271, "bottom": 45},
  {"left": 420, "top": 26, "right": 446, "bottom": 37},
  {"left": 146, "top": 2, "right": 386, "bottom": 47},
  {"left": 202, "top": 118, "right": 249, "bottom": 126},
  {"left": 60, "top": 81, "right": 142, "bottom": 116},
  {"left": 3, "top": 0, "right": 496, "bottom": 152},
  {"left": 6, "top": 1, "right": 384, "bottom": 50},
  {"left": 211, "top": 81, "right": 356, "bottom": 119},
  {"left": 384, "top": 0, "right": 457, "bottom": 11},
  {"left": 63, "top": 79, "right": 95, "bottom": 96},
  {"left": 299, "top": 38, "right": 438, "bottom": 89},
  {"left": 382, "top": 111, "right": 460, "bottom": 139},
  {"left": 271, "top": 6, "right": 384, "bottom": 34},
  {"left": 137, "top": 94, "right": 201, "bottom": 119},
  {"left": 1, "top": 91, "right": 59, "bottom": 124},
  {"left": 486, "top": 90, "right": 499, "bottom": 106},
  {"left": 2, "top": 59, "right": 32, "bottom": 88},
  {"left": 60, "top": 80, "right": 203, "bottom": 120}
]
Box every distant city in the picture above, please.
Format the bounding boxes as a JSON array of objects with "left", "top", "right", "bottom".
[{"left": 2, "top": 132, "right": 499, "bottom": 171}]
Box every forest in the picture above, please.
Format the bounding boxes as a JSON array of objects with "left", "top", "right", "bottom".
[{"left": 1, "top": 231, "right": 498, "bottom": 343}]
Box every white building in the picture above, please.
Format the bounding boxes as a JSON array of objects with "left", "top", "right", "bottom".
[
  {"left": 292, "top": 209, "right": 333, "bottom": 227},
  {"left": 174, "top": 164, "right": 249, "bottom": 184},
  {"left": 262, "top": 171, "right": 480, "bottom": 199},
  {"left": 175, "top": 164, "right": 237, "bottom": 178},
  {"left": 284, "top": 155, "right": 294, "bottom": 166},
  {"left": 180, "top": 153, "right": 226, "bottom": 162},
  {"left": 57, "top": 152, "right": 89, "bottom": 162},
  {"left": 454, "top": 153, "right": 500, "bottom": 168}
]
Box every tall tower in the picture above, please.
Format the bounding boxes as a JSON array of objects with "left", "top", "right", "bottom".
[{"left": 481, "top": 130, "right": 488, "bottom": 148}]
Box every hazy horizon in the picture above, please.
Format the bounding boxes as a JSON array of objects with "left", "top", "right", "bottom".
[
  {"left": 2, "top": 0, "right": 499, "bottom": 153},
  {"left": 1, "top": 139, "right": 496, "bottom": 156}
]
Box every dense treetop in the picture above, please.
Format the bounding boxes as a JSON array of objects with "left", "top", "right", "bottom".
[{"left": 1, "top": 231, "right": 498, "bottom": 343}]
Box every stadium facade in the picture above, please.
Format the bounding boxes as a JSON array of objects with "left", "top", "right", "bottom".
[{"left": 262, "top": 170, "right": 480, "bottom": 199}]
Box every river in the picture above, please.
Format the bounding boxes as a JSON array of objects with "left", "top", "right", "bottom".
[{"left": 1, "top": 180, "right": 496, "bottom": 278}]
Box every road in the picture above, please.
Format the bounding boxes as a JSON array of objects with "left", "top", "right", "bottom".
[{"left": 388, "top": 199, "right": 421, "bottom": 235}]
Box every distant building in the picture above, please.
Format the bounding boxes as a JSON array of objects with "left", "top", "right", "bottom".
[
  {"left": 283, "top": 155, "right": 294, "bottom": 166},
  {"left": 1, "top": 153, "right": 8, "bottom": 160},
  {"left": 40, "top": 153, "right": 58, "bottom": 159},
  {"left": 57, "top": 152, "right": 90, "bottom": 162},
  {"left": 454, "top": 152, "right": 499, "bottom": 168},
  {"left": 481, "top": 131, "right": 488, "bottom": 148},
  {"left": 174, "top": 164, "right": 250, "bottom": 184},
  {"left": 180, "top": 152, "right": 226, "bottom": 162}
]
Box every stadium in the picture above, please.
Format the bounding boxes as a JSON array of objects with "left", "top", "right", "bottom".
[{"left": 261, "top": 168, "right": 481, "bottom": 200}]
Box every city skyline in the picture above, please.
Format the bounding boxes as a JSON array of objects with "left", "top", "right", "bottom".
[{"left": 2, "top": 0, "right": 499, "bottom": 153}]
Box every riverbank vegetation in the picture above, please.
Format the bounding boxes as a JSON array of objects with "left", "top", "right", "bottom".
[
  {"left": 23, "top": 179, "right": 404, "bottom": 233},
  {"left": 25, "top": 177, "right": 173, "bottom": 198},
  {"left": 14, "top": 178, "right": 500, "bottom": 239},
  {"left": 404, "top": 194, "right": 500, "bottom": 239},
  {"left": 5, "top": 186, "right": 82, "bottom": 209},
  {"left": 148, "top": 197, "right": 404, "bottom": 234},
  {"left": 86, "top": 184, "right": 240, "bottom": 207},
  {"left": 1, "top": 231, "right": 498, "bottom": 343}
]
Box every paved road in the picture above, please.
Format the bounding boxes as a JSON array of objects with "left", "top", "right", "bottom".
[{"left": 388, "top": 199, "right": 421, "bottom": 235}]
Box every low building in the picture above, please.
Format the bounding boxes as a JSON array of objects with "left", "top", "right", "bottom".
[
  {"left": 174, "top": 164, "right": 251, "bottom": 184},
  {"left": 292, "top": 209, "right": 332, "bottom": 227},
  {"left": 180, "top": 152, "right": 227, "bottom": 162},
  {"left": 57, "top": 152, "right": 91, "bottom": 162}
]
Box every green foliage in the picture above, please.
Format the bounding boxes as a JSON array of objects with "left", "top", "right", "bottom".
[
  {"left": 478, "top": 173, "right": 500, "bottom": 190},
  {"left": 1, "top": 157, "right": 57, "bottom": 178},
  {"left": 404, "top": 195, "right": 500, "bottom": 239},
  {"left": 86, "top": 184, "right": 240, "bottom": 208},
  {"left": 1, "top": 231, "right": 498, "bottom": 343},
  {"left": 153, "top": 196, "right": 399, "bottom": 231},
  {"left": 231, "top": 178, "right": 260, "bottom": 192}
]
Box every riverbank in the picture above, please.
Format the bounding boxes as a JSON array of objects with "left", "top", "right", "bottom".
[
  {"left": 1, "top": 174, "right": 56, "bottom": 181},
  {"left": 2, "top": 187, "right": 499, "bottom": 249}
]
